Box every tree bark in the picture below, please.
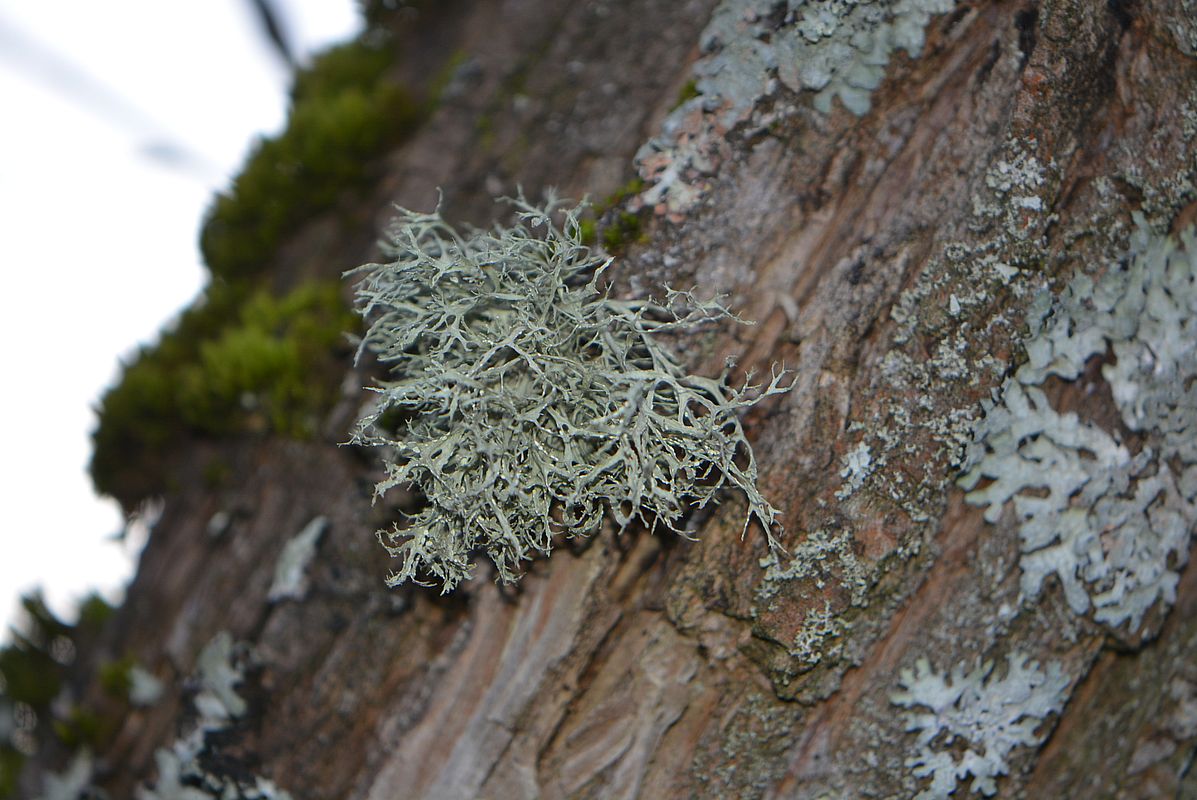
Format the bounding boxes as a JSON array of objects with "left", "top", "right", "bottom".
[{"left": 18, "top": 0, "right": 1197, "bottom": 797}]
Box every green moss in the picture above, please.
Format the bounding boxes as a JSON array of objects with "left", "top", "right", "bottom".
[
  {"left": 53, "top": 706, "right": 109, "bottom": 750},
  {"left": 575, "top": 178, "right": 647, "bottom": 250},
  {"left": 292, "top": 40, "right": 394, "bottom": 105},
  {"left": 601, "top": 211, "right": 645, "bottom": 252},
  {"left": 427, "top": 49, "right": 470, "bottom": 105},
  {"left": 577, "top": 217, "right": 597, "bottom": 246},
  {"left": 0, "top": 594, "right": 71, "bottom": 797},
  {"left": 0, "top": 749, "right": 21, "bottom": 800},
  {"left": 75, "top": 592, "right": 115, "bottom": 631},
  {"left": 602, "top": 177, "right": 646, "bottom": 210},
  {"left": 0, "top": 594, "right": 139, "bottom": 797},
  {"left": 0, "top": 594, "right": 68, "bottom": 708},
  {"left": 201, "top": 38, "right": 422, "bottom": 282},
  {"left": 672, "top": 78, "right": 699, "bottom": 109},
  {"left": 90, "top": 282, "right": 357, "bottom": 506},
  {"left": 98, "top": 656, "right": 135, "bottom": 698},
  {"left": 93, "top": 25, "right": 447, "bottom": 506}
]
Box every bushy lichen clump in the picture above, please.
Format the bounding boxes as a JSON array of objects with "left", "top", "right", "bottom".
[{"left": 350, "top": 197, "right": 789, "bottom": 591}]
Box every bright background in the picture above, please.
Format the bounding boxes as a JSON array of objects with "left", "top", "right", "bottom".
[{"left": 0, "top": 0, "right": 361, "bottom": 635}]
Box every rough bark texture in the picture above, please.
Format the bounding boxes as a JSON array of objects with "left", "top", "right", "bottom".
[{"left": 16, "top": 0, "right": 1197, "bottom": 797}]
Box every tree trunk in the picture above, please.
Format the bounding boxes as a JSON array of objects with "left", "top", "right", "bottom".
[{"left": 14, "top": 0, "right": 1197, "bottom": 798}]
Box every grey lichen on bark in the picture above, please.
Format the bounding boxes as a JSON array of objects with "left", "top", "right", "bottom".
[{"left": 348, "top": 196, "right": 790, "bottom": 592}]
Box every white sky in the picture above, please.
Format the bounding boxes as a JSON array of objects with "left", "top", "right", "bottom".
[{"left": 0, "top": 0, "right": 361, "bottom": 635}]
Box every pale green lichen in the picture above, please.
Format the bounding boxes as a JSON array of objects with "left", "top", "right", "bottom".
[
  {"left": 350, "top": 196, "right": 789, "bottom": 592},
  {"left": 128, "top": 665, "right": 164, "bottom": 708},
  {"left": 756, "top": 528, "right": 869, "bottom": 666},
  {"left": 891, "top": 652, "right": 1069, "bottom": 799},
  {"left": 636, "top": 0, "right": 956, "bottom": 213},
  {"left": 266, "top": 516, "right": 328, "bottom": 603},
  {"left": 835, "top": 442, "right": 874, "bottom": 500},
  {"left": 757, "top": 529, "right": 870, "bottom": 606},
  {"left": 863, "top": 222, "right": 1030, "bottom": 525},
  {"left": 774, "top": 0, "right": 955, "bottom": 115},
  {"left": 960, "top": 216, "right": 1197, "bottom": 632},
  {"left": 193, "top": 631, "right": 246, "bottom": 723},
  {"left": 970, "top": 139, "right": 1056, "bottom": 241},
  {"left": 139, "top": 633, "right": 293, "bottom": 800},
  {"left": 697, "top": 0, "right": 954, "bottom": 118},
  {"left": 140, "top": 746, "right": 293, "bottom": 800},
  {"left": 36, "top": 750, "right": 93, "bottom": 800},
  {"left": 789, "top": 601, "right": 847, "bottom": 666}
]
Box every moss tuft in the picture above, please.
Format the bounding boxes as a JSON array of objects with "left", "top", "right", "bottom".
[
  {"left": 90, "top": 282, "right": 356, "bottom": 506},
  {"left": 52, "top": 706, "right": 110, "bottom": 750},
  {"left": 91, "top": 23, "right": 444, "bottom": 508},
  {"left": 74, "top": 592, "right": 116, "bottom": 630},
  {"left": 577, "top": 178, "right": 648, "bottom": 250},
  {"left": 602, "top": 211, "right": 645, "bottom": 252},
  {"left": 672, "top": 78, "right": 700, "bottom": 110},
  {"left": 98, "top": 656, "right": 136, "bottom": 698},
  {"left": 0, "top": 750, "right": 20, "bottom": 800},
  {"left": 0, "top": 593, "right": 74, "bottom": 797},
  {"left": 201, "top": 39, "right": 422, "bottom": 282}
]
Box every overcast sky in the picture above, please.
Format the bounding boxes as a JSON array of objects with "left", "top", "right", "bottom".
[{"left": 0, "top": 0, "right": 360, "bottom": 635}]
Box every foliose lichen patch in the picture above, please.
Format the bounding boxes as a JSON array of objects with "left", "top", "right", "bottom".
[
  {"left": 137, "top": 633, "right": 293, "bottom": 800},
  {"left": 960, "top": 216, "right": 1197, "bottom": 634},
  {"left": 755, "top": 529, "right": 870, "bottom": 666},
  {"left": 266, "top": 516, "right": 329, "bottom": 603},
  {"left": 634, "top": 0, "right": 956, "bottom": 215},
  {"left": 1169, "top": 0, "right": 1197, "bottom": 58},
  {"left": 890, "top": 652, "right": 1070, "bottom": 799}
]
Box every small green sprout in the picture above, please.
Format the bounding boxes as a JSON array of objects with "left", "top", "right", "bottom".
[{"left": 349, "top": 195, "right": 790, "bottom": 592}]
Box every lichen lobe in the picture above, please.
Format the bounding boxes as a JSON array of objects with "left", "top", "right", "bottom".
[{"left": 960, "top": 217, "right": 1197, "bottom": 634}]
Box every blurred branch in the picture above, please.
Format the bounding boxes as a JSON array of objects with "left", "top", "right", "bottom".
[
  {"left": 0, "top": 12, "right": 221, "bottom": 180},
  {"left": 245, "top": 0, "right": 297, "bottom": 70}
]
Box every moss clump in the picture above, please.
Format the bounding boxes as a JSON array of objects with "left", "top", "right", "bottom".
[
  {"left": 98, "top": 656, "right": 136, "bottom": 698},
  {"left": 0, "top": 594, "right": 69, "bottom": 708},
  {"left": 0, "top": 595, "right": 158, "bottom": 794},
  {"left": 0, "top": 594, "right": 74, "bottom": 797},
  {"left": 578, "top": 178, "right": 647, "bottom": 249},
  {"left": 578, "top": 217, "right": 597, "bottom": 246},
  {"left": 90, "top": 282, "right": 356, "bottom": 506},
  {"left": 52, "top": 706, "right": 109, "bottom": 750},
  {"left": 350, "top": 196, "right": 789, "bottom": 592},
  {"left": 201, "top": 39, "right": 422, "bottom": 282},
  {"left": 74, "top": 592, "right": 115, "bottom": 631},
  {"left": 602, "top": 177, "right": 646, "bottom": 209},
  {"left": 93, "top": 25, "right": 436, "bottom": 507},
  {"left": 602, "top": 211, "right": 645, "bottom": 252},
  {"left": 0, "top": 750, "right": 20, "bottom": 800},
  {"left": 672, "top": 78, "right": 700, "bottom": 109}
]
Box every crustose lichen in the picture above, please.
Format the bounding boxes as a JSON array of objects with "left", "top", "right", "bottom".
[{"left": 348, "top": 195, "right": 789, "bottom": 592}]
